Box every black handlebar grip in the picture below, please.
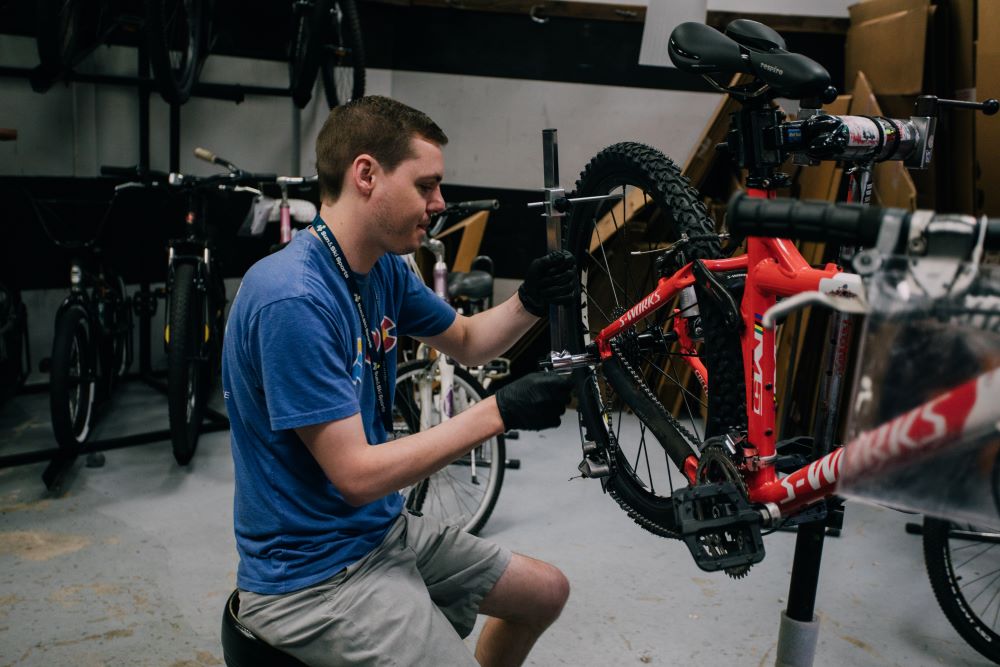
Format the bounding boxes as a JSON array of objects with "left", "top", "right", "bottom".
[
  {"left": 452, "top": 199, "right": 500, "bottom": 211},
  {"left": 726, "top": 192, "right": 888, "bottom": 247},
  {"left": 986, "top": 218, "right": 1000, "bottom": 251}
]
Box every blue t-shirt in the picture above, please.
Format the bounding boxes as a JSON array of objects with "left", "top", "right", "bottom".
[{"left": 222, "top": 226, "right": 456, "bottom": 594}]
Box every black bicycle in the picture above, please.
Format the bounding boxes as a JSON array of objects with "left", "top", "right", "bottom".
[
  {"left": 104, "top": 151, "right": 275, "bottom": 464},
  {"left": 0, "top": 129, "right": 30, "bottom": 409},
  {"left": 0, "top": 281, "right": 30, "bottom": 409},
  {"left": 30, "top": 186, "right": 134, "bottom": 451},
  {"left": 34, "top": 0, "right": 210, "bottom": 105},
  {"left": 289, "top": 0, "right": 365, "bottom": 109}
]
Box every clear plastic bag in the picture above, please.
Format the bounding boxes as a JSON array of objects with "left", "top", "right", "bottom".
[{"left": 839, "top": 257, "right": 1000, "bottom": 528}]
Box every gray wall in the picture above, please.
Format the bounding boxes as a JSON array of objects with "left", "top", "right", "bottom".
[{"left": 0, "top": 1, "right": 850, "bottom": 381}]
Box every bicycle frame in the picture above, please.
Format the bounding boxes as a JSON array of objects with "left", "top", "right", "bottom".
[{"left": 589, "top": 215, "right": 866, "bottom": 516}]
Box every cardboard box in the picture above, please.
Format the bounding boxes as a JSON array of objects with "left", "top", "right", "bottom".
[
  {"left": 846, "top": 0, "right": 931, "bottom": 95},
  {"left": 845, "top": 0, "right": 976, "bottom": 210},
  {"left": 977, "top": 0, "right": 1000, "bottom": 216}
]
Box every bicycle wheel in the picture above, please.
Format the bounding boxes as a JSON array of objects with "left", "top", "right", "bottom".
[
  {"left": 35, "top": 0, "right": 95, "bottom": 77},
  {"left": 50, "top": 304, "right": 96, "bottom": 450},
  {"left": 563, "top": 141, "right": 746, "bottom": 539},
  {"left": 166, "top": 262, "right": 212, "bottom": 465},
  {"left": 923, "top": 517, "right": 1000, "bottom": 663},
  {"left": 145, "top": 0, "right": 208, "bottom": 105},
  {"left": 393, "top": 359, "right": 505, "bottom": 535},
  {"left": 289, "top": 0, "right": 330, "bottom": 109},
  {"left": 320, "top": 0, "right": 365, "bottom": 109}
]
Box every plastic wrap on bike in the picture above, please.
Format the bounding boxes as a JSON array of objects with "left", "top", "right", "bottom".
[
  {"left": 839, "top": 260, "right": 1000, "bottom": 529},
  {"left": 726, "top": 193, "right": 889, "bottom": 248}
]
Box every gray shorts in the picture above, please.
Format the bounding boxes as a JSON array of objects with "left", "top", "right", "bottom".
[{"left": 238, "top": 511, "right": 512, "bottom": 667}]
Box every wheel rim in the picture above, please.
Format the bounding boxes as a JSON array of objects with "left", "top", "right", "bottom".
[
  {"left": 572, "top": 180, "right": 707, "bottom": 504},
  {"left": 68, "top": 329, "right": 82, "bottom": 424},
  {"left": 394, "top": 363, "right": 501, "bottom": 533},
  {"left": 943, "top": 524, "right": 1000, "bottom": 642}
]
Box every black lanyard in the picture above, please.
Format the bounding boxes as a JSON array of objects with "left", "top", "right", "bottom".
[{"left": 310, "top": 218, "right": 392, "bottom": 431}]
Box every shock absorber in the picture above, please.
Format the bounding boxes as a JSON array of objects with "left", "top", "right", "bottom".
[{"left": 678, "top": 285, "right": 703, "bottom": 340}]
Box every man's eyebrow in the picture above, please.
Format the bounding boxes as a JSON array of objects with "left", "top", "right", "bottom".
[{"left": 419, "top": 174, "right": 443, "bottom": 183}]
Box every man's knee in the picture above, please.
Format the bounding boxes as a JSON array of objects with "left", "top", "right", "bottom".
[
  {"left": 535, "top": 562, "right": 570, "bottom": 624},
  {"left": 480, "top": 554, "right": 570, "bottom": 626}
]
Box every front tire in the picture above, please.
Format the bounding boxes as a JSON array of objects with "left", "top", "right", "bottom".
[
  {"left": 166, "top": 263, "right": 212, "bottom": 465},
  {"left": 394, "top": 359, "right": 505, "bottom": 535},
  {"left": 50, "top": 304, "right": 96, "bottom": 450}
]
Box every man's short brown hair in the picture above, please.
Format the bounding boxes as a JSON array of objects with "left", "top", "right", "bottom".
[{"left": 315, "top": 96, "right": 448, "bottom": 202}]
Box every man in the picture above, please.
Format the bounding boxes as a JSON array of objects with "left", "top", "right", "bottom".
[{"left": 222, "top": 95, "right": 577, "bottom": 666}]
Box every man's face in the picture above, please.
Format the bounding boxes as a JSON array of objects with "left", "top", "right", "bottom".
[{"left": 370, "top": 136, "right": 445, "bottom": 255}]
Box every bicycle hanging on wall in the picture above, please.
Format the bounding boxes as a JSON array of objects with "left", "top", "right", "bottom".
[{"left": 33, "top": 0, "right": 210, "bottom": 104}]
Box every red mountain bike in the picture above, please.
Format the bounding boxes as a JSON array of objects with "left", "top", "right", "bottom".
[{"left": 539, "top": 18, "right": 1000, "bottom": 664}]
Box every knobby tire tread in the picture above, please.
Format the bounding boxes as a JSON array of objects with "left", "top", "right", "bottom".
[{"left": 564, "top": 141, "right": 746, "bottom": 539}]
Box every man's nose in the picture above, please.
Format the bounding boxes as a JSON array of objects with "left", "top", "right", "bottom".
[{"left": 428, "top": 187, "right": 445, "bottom": 213}]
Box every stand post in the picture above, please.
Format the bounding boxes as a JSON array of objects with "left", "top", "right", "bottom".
[{"left": 774, "top": 512, "right": 827, "bottom": 666}]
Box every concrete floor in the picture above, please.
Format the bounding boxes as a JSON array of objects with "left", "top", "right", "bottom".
[{"left": 0, "top": 381, "right": 993, "bottom": 667}]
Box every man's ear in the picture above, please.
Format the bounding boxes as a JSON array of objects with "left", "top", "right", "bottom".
[{"left": 351, "top": 154, "right": 378, "bottom": 198}]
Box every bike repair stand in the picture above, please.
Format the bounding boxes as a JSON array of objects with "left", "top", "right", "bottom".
[{"left": 532, "top": 129, "right": 621, "bottom": 373}]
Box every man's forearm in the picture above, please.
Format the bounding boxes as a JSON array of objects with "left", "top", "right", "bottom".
[{"left": 450, "top": 294, "right": 539, "bottom": 366}]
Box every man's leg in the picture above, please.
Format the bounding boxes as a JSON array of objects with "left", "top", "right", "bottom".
[{"left": 474, "top": 553, "right": 570, "bottom": 667}]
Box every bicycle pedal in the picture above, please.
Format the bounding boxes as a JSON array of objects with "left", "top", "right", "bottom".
[
  {"left": 673, "top": 482, "right": 766, "bottom": 573},
  {"left": 577, "top": 456, "right": 611, "bottom": 479}
]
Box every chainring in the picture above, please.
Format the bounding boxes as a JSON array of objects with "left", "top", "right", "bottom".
[{"left": 696, "top": 445, "right": 754, "bottom": 579}]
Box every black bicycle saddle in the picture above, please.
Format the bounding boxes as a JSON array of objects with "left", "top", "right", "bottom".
[
  {"left": 668, "top": 21, "right": 833, "bottom": 101},
  {"left": 725, "top": 19, "right": 785, "bottom": 51}
]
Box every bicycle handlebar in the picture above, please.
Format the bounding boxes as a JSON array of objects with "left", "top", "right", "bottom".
[
  {"left": 726, "top": 192, "right": 1000, "bottom": 254},
  {"left": 444, "top": 199, "right": 500, "bottom": 213}
]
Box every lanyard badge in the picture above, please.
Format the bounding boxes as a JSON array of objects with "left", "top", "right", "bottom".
[{"left": 310, "top": 218, "right": 393, "bottom": 432}]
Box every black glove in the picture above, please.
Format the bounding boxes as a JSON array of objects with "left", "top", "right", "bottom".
[
  {"left": 495, "top": 372, "right": 574, "bottom": 431},
  {"left": 518, "top": 250, "right": 576, "bottom": 317}
]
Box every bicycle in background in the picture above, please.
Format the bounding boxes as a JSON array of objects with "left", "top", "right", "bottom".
[
  {"left": 393, "top": 199, "right": 513, "bottom": 535},
  {"left": 103, "top": 149, "right": 276, "bottom": 464},
  {"left": 33, "top": 0, "right": 209, "bottom": 105},
  {"left": 29, "top": 183, "right": 134, "bottom": 453},
  {"left": 289, "top": 0, "right": 365, "bottom": 109},
  {"left": 0, "top": 129, "right": 30, "bottom": 409}
]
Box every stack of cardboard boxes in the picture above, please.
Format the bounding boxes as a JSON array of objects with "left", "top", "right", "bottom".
[{"left": 847, "top": 0, "right": 999, "bottom": 215}]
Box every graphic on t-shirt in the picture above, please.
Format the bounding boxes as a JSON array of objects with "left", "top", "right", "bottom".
[
  {"left": 351, "top": 337, "right": 364, "bottom": 385},
  {"left": 380, "top": 315, "right": 398, "bottom": 353},
  {"left": 365, "top": 315, "right": 398, "bottom": 362}
]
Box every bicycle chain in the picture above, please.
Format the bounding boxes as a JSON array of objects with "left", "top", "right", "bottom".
[
  {"left": 599, "top": 335, "right": 702, "bottom": 541},
  {"left": 598, "top": 335, "right": 757, "bottom": 580}
]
